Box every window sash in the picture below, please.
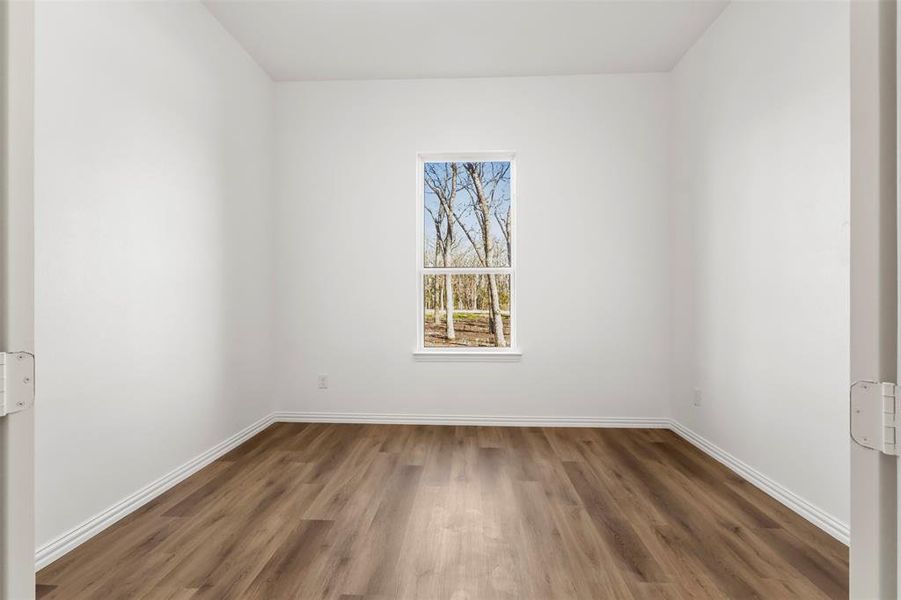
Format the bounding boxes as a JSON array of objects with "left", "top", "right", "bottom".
[
  {"left": 419, "top": 272, "right": 515, "bottom": 351},
  {"left": 420, "top": 267, "right": 512, "bottom": 275}
]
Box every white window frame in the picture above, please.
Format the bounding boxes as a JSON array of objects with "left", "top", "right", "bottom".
[{"left": 414, "top": 152, "right": 521, "bottom": 361}]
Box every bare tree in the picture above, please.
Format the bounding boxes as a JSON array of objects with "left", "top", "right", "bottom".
[
  {"left": 425, "top": 205, "right": 443, "bottom": 325},
  {"left": 494, "top": 202, "right": 512, "bottom": 266},
  {"left": 460, "top": 162, "right": 509, "bottom": 346},
  {"left": 424, "top": 163, "right": 459, "bottom": 341}
]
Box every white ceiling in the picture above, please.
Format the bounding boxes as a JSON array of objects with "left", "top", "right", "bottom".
[{"left": 204, "top": 1, "right": 728, "bottom": 82}]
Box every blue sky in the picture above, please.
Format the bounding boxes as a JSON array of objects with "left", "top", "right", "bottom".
[{"left": 423, "top": 161, "right": 511, "bottom": 267}]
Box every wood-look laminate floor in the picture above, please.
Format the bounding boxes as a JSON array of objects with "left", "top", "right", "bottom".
[{"left": 37, "top": 424, "right": 848, "bottom": 599}]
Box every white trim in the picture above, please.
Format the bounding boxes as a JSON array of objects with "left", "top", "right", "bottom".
[
  {"left": 34, "top": 412, "right": 849, "bottom": 572},
  {"left": 273, "top": 411, "right": 668, "bottom": 428},
  {"left": 420, "top": 267, "right": 513, "bottom": 276},
  {"left": 668, "top": 420, "right": 850, "bottom": 545},
  {"left": 413, "top": 350, "right": 522, "bottom": 362},
  {"left": 420, "top": 151, "right": 516, "bottom": 164},
  {"left": 34, "top": 413, "right": 275, "bottom": 571}
]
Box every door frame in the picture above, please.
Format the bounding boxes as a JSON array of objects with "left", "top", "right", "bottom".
[
  {"left": 0, "top": 0, "right": 36, "bottom": 598},
  {"left": 850, "top": 0, "right": 899, "bottom": 597}
]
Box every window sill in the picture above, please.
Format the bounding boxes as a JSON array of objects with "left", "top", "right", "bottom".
[{"left": 413, "top": 350, "right": 522, "bottom": 363}]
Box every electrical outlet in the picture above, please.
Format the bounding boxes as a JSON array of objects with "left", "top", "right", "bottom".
[
  {"left": 318, "top": 374, "right": 328, "bottom": 389},
  {"left": 693, "top": 388, "right": 702, "bottom": 407}
]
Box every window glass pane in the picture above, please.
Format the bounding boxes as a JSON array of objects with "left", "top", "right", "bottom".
[
  {"left": 423, "top": 274, "right": 511, "bottom": 348},
  {"left": 423, "top": 161, "right": 511, "bottom": 268}
]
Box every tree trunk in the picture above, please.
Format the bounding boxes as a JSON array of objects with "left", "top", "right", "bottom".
[
  {"left": 445, "top": 273, "right": 455, "bottom": 340},
  {"left": 488, "top": 301, "right": 495, "bottom": 334},
  {"left": 441, "top": 210, "right": 455, "bottom": 340},
  {"left": 504, "top": 205, "right": 512, "bottom": 265},
  {"left": 487, "top": 273, "right": 505, "bottom": 346},
  {"left": 432, "top": 217, "right": 443, "bottom": 325},
  {"left": 432, "top": 281, "right": 441, "bottom": 324}
]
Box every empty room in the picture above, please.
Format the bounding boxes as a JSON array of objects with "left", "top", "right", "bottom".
[{"left": 3, "top": 0, "right": 901, "bottom": 598}]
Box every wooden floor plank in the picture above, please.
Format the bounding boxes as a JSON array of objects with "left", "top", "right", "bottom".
[{"left": 37, "top": 424, "right": 848, "bottom": 599}]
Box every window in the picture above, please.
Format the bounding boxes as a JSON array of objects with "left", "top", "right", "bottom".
[{"left": 417, "top": 154, "right": 517, "bottom": 355}]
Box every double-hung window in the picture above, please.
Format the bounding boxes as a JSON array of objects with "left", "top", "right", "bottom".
[{"left": 417, "top": 153, "right": 517, "bottom": 355}]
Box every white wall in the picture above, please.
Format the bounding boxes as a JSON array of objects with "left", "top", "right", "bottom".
[
  {"left": 34, "top": 2, "right": 274, "bottom": 549},
  {"left": 273, "top": 76, "right": 671, "bottom": 419},
  {"left": 669, "top": 2, "right": 850, "bottom": 527}
]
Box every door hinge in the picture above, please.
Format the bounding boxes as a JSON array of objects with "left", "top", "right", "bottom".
[
  {"left": 851, "top": 380, "right": 899, "bottom": 455},
  {"left": 0, "top": 351, "right": 34, "bottom": 417}
]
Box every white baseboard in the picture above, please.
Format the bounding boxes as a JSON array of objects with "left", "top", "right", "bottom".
[
  {"left": 34, "top": 413, "right": 275, "bottom": 571},
  {"left": 35, "top": 410, "right": 848, "bottom": 571},
  {"left": 668, "top": 420, "right": 849, "bottom": 545},
  {"left": 272, "top": 411, "right": 670, "bottom": 428}
]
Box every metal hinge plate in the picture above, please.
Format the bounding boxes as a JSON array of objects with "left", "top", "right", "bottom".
[
  {"left": 851, "top": 380, "right": 898, "bottom": 455},
  {"left": 0, "top": 352, "right": 34, "bottom": 417}
]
